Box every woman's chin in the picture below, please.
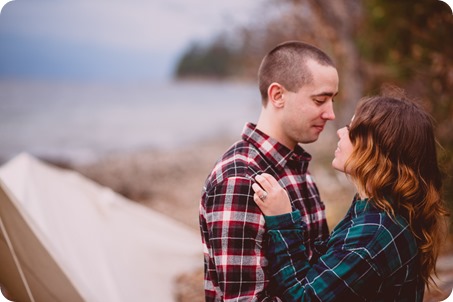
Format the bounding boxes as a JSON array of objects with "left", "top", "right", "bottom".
[{"left": 331, "top": 161, "right": 345, "bottom": 173}]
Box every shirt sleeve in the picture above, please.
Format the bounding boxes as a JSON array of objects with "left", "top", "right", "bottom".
[
  {"left": 204, "top": 177, "right": 282, "bottom": 301},
  {"left": 264, "top": 211, "right": 383, "bottom": 301}
]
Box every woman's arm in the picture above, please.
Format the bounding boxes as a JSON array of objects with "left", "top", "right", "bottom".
[
  {"left": 264, "top": 212, "right": 385, "bottom": 301},
  {"left": 252, "top": 174, "right": 383, "bottom": 301}
]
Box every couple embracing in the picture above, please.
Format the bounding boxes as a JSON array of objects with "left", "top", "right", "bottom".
[{"left": 199, "top": 41, "right": 449, "bottom": 301}]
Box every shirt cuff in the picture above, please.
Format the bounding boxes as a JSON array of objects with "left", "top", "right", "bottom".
[{"left": 264, "top": 210, "right": 302, "bottom": 230}]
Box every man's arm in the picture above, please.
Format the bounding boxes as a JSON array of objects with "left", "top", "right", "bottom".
[{"left": 203, "top": 176, "right": 282, "bottom": 301}]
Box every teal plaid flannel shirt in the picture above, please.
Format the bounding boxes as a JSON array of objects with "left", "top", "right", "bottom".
[{"left": 264, "top": 197, "right": 424, "bottom": 301}]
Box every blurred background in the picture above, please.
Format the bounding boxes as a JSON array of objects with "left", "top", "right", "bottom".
[{"left": 0, "top": 0, "right": 452, "bottom": 301}]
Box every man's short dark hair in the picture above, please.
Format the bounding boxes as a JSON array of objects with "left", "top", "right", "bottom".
[{"left": 258, "top": 41, "right": 336, "bottom": 103}]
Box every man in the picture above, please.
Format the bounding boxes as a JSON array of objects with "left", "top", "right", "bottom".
[{"left": 199, "top": 41, "right": 339, "bottom": 301}]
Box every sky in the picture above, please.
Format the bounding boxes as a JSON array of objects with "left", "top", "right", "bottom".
[{"left": 0, "top": 0, "right": 264, "bottom": 82}]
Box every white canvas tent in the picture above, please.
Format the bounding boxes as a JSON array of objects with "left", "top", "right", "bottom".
[{"left": 0, "top": 153, "right": 202, "bottom": 302}]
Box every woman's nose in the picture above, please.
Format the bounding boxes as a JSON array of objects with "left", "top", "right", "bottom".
[{"left": 337, "top": 127, "right": 346, "bottom": 138}]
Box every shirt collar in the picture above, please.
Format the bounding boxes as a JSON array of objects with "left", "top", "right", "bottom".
[
  {"left": 350, "top": 196, "right": 382, "bottom": 217},
  {"left": 242, "top": 122, "right": 312, "bottom": 172},
  {"left": 351, "top": 194, "right": 399, "bottom": 216}
]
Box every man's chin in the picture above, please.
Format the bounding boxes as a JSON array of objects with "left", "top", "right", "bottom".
[{"left": 300, "top": 136, "right": 320, "bottom": 144}]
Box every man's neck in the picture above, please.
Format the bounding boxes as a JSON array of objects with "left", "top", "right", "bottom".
[{"left": 256, "top": 115, "right": 296, "bottom": 151}]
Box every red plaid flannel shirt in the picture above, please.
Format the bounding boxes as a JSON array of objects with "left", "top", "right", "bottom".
[{"left": 199, "top": 123, "right": 329, "bottom": 301}]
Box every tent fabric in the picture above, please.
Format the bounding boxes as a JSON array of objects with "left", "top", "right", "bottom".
[
  {"left": 0, "top": 181, "right": 85, "bottom": 302},
  {"left": 0, "top": 153, "right": 202, "bottom": 302}
]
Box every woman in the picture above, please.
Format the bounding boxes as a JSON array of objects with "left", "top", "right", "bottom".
[{"left": 252, "top": 93, "right": 449, "bottom": 301}]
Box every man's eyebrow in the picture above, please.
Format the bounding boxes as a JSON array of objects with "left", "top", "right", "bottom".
[{"left": 311, "top": 91, "right": 339, "bottom": 98}]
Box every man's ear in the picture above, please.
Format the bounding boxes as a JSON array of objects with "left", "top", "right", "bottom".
[{"left": 267, "top": 82, "right": 285, "bottom": 108}]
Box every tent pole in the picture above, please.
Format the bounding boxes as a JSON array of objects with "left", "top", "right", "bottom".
[{"left": 0, "top": 210, "right": 35, "bottom": 302}]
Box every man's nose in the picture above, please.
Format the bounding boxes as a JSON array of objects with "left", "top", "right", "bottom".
[{"left": 321, "top": 102, "right": 335, "bottom": 120}]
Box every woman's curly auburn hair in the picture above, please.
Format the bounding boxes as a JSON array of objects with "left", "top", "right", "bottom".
[{"left": 344, "top": 92, "right": 449, "bottom": 290}]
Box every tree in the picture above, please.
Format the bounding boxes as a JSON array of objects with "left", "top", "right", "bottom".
[
  {"left": 175, "top": 36, "right": 238, "bottom": 79},
  {"left": 358, "top": 0, "right": 453, "bottom": 227}
]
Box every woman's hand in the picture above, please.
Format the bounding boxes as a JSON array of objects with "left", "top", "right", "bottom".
[{"left": 252, "top": 173, "right": 292, "bottom": 216}]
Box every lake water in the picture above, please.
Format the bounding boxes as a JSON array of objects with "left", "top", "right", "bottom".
[{"left": 0, "top": 80, "right": 260, "bottom": 164}]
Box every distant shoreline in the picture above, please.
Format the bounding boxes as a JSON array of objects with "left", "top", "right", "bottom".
[{"left": 0, "top": 80, "right": 260, "bottom": 166}]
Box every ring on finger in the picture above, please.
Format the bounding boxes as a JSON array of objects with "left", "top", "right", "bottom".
[{"left": 259, "top": 191, "right": 268, "bottom": 201}]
